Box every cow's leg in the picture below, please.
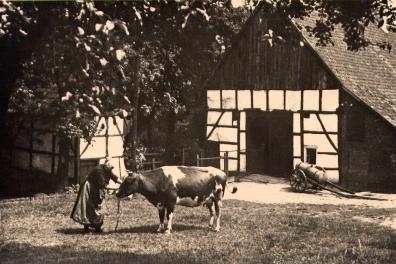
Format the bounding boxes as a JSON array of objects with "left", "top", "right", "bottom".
[
  {"left": 157, "top": 204, "right": 165, "bottom": 233},
  {"left": 208, "top": 203, "right": 215, "bottom": 228},
  {"left": 165, "top": 205, "right": 175, "bottom": 234},
  {"left": 205, "top": 197, "right": 215, "bottom": 228},
  {"left": 214, "top": 200, "right": 222, "bottom": 232}
]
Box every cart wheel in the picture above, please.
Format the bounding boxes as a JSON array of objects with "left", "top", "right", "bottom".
[{"left": 290, "top": 169, "right": 307, "bottom": 192}]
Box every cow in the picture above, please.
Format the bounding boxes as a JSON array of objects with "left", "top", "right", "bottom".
[{"left": 115, "top": 166, "right": 237, "bottom": 234}]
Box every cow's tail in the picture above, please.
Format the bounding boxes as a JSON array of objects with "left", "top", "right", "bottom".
[{"left": 225, "top": 183, "right": 238, "bottom": 194}]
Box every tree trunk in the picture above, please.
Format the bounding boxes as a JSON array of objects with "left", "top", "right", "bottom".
[
  {"left": 165, "top": 111, "right": 177, "bottom": 164},
  {"left": 127, "top": 57, "right": 140, "bottom": 172},
  {"left": 147, "top": 117, "right": 153, "bottom": 149},
  {"left": 57, "top": 135, "right": 71, "bottom": 191}
]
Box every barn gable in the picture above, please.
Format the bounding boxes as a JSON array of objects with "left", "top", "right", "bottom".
[{"left": 207, "top": 7, "right": 341, "bottom": 91}]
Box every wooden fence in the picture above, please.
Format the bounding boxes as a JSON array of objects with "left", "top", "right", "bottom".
[{"left": 196, "top": 151, "right": 229, "bottom": 176}]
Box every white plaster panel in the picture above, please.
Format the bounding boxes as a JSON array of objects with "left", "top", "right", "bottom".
[
  {"left": 285, "top": 90, "right": 301, "bottom": 111},
  {"left": 207, "top": 111, "right": 233, "bottom": 126},
  {"left": 221, "top": 159, "right": 237, "bottom": 171},
  {"left": 220, "top": 144, "right": 238, "bottom": 158},
  {"left": 326, "top": 170, "right": 339, "bottom": 183},
  {"left": 293, "top": 158, "right": 302, "bottom": 167},
  {"left": 303, "top": 90, "right": 320, "bottom": 111},
  {"left": 207, "top": 111, "right": 222, "bottom": 125},
  {"left": 108, "top": 116, "right": 124, "bottom": 136},
  {"left": 207, "top": 126, "right": 237, "bottom": 142},
  {"left": 293, "top": 135, "right": 301, "bottom": 157},
  {"left": 237, "top": 90, "right": 251, "bottom": 109},
  {"left": 304, "top": 114, "right": 337, "bottom": 132},
  {"left": 80, "top": 137, "right": 106, "bottom": 159},
  {"left": 240, "top": 111, "right": 246, "bottom": 131},
  {"left": 316, "top": 154, "right": 338, "bottom": 168},
  {"left": 240, "top": 154, "right": 246, "bottom": 171},
  {"left": 108, "top": 136, "right": 124, "bottom": 157},
  {"left": 217, "top": 127, "right": 238, "bottom": 142},
  {"left": 207, "top": 90, "right": 221, "bottom": 109},
  {"left": 303, "top": 114, "right": 320, "bottom": 131},
  {"left": 293, "top": 113, "right": 300, "bottom": 133},
  {"left": 303, "top": 134, "right": 338, "bottom": 153},
  {"left": 222, "top": 90, "right": 236, "bottom": 109},
  {"left": 269, "top": 90, "right": 284, "bottom": 110},
  {"left": 253, "top": 90, "right": 266, "bottom": 110},
  {"left": 319, "top": 114, "right": 338, "bottom": 132},
  {"left": 322, "top": 89, "right": 339, "bottom": 111},
  {"left": 240, "top": 132, "right": 246, "bottom": 151},
  {"left": 220, "top": 112, "right": 233, "bottom": 126}
]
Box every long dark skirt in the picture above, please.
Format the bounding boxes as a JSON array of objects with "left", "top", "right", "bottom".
[{"left": 70, "top": 181, "right": 104, "bottom": 227}]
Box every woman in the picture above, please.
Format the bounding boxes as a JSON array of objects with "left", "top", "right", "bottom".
[{"left": 70, "top": 163, "right": 121, "bottom": 232}]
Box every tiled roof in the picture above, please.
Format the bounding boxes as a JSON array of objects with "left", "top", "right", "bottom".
[{"left": 294, "top": 15, "right": 396, "bottom": 128}]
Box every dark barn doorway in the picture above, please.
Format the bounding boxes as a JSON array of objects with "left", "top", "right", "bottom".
[{"left": 246, "top": 110, "right": 293, "bottom": 176}]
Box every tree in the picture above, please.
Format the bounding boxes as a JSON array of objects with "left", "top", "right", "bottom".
[{"left": 4, "top": 1, "right": 134, "bottom": 189}]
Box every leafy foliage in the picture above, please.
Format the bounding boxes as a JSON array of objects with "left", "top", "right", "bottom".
[{"left": 2, "top": 0, "right": 396, "bottom": 158}]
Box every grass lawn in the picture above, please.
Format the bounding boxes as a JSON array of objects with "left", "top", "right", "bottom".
[{"left": 1, "top": 193, "right": 396, "bottom": 264}]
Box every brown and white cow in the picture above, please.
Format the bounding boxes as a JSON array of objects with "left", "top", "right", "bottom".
[{"left": 116, "top": 166, "right": 236, "bottom": 234}]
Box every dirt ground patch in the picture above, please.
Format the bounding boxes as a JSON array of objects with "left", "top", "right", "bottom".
[{"left": 225, "top": 175, "right": 396, "bottom": 231}]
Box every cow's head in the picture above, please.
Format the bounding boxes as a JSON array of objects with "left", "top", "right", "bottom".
[{"left": 116, "top": 173, "right": 141, "bottom": 199}]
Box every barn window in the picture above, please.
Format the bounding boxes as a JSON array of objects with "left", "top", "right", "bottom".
[
  {"left": 305, "top": 145, "right": 317, "bottom": 164},
  {"left": 347, "top": 109, "right": 365, "bottom": 142}
]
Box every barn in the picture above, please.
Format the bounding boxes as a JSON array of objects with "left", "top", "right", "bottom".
[{"left": 205, "top": 4, "right": 396, "bottom": 191}]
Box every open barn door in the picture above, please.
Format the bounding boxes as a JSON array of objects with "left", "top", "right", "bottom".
[{"left": 246, "top": 110, "right": 293, "bottom": 176}]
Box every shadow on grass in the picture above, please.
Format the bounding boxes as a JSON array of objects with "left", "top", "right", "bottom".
[
  {"left": 0, "top": 243, "right": 212, "bottom": 264},
  {"left": 57, "top": 224, "right": 206, "bottom": 236},
  {"left": 56, "top": 228, "right": 87, "bottom": 235},
  {"left": 109, "top": 223, "right": 207, "bottom": 234}
]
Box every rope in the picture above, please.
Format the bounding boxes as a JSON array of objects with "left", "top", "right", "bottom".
[
  {"left": 115, "top": 198, "right": 121, "bottom": 231},
  {"left": 118, "top": 157, "right": 122, "bottom": 179}
]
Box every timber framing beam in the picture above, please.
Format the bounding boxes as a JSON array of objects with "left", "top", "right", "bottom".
[
  {"left": 207, "top": 124, "right": 236, "bottom": 129},
  {"left": 315, "top": 113, "right": 338, "bottom": 153},
  {"left": 303, "top": 130, "right": 337, "bottom": 135},
  {"left": 206, "top": 111, "right": 225, "bottom": 140}
]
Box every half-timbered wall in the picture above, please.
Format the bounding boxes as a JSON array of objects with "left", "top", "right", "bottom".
[
  {"left": 80, "top": 116, "right": 125, "bottom": 160},
  {"left": 10, "top": 115, "right": 125, "bottom": 184},
  {"left": 207, "top": 88, "right": 340, "bottom": 180},
  {"left": 205, "top": 7, "right": 342, "bottom": 181}
]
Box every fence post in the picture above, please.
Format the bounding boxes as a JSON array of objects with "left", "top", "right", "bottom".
[
  {"left": 224, "top": 151, "right": 229, "bottom": 177},
  {"left": 200, "top": 150, "right": 205, "bottom": 167},
  {"left": 152, "top": 157, "right": 156, "bottom": 170},
  {"left": 196, "top": 154, "right": 200, "bottom": 167},
  {"left": 182, "top": 147, "right": 185, "bottom": 166}
]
